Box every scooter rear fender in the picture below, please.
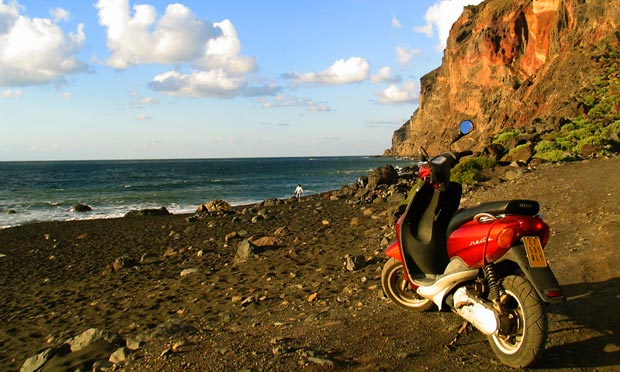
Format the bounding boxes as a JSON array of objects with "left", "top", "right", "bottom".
[{"left": 496, "top": 245, "right": 565, "bottom": 304}]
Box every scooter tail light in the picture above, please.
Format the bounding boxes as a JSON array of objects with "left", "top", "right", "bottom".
[
  {"left": 496, "top": 227, "right": 516, "bottom": 249},
  {"left": 540, "top": 223, "right": 550, "bottom": 247},
  {"left": 545, "top": 289, "right": 563, "bottom": 298}
]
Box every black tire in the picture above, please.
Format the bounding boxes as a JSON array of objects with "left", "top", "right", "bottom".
[
  {"left": 381, "top": 258, "right": 434, "bottom": 312},
  {"left": 488, "top": 275, "right": 548, "bottom": 368}
]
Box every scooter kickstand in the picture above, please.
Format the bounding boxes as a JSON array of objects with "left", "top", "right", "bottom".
[{"left": 446, "top": 321, "right": 469, "bottom": 351}]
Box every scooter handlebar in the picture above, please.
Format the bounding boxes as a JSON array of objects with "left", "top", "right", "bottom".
[{"left": 455, "top": 150, "right": 473, "bottom": 159}]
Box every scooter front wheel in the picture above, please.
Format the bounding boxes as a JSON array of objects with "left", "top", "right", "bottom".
[
  {"left": 488, "top": 275, "right": 548, "bottom": 368},
  {"left": 381, "top": 258, "right": 434, "bottom": 312}
]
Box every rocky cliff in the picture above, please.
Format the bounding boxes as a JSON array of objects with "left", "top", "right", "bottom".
[{"left": 390, "top": 0, "right": 620, "bottom": 156}]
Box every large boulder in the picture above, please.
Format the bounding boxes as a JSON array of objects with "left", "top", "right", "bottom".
[
  {"left": 366, "top": 165, "right": 398, "bottom": 190},
  {"left": 124, "top": 207, "right": 171, "bottom": 217}
]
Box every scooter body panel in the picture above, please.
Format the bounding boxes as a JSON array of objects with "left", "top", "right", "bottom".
[
  {"left": 446, "top": 215, "right": 549, "bottom": 268},
  {"left": 385, "top": 241, "right": 403, "bottom": 262}
]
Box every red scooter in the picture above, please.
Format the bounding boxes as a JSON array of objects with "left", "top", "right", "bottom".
[{"left": 381, "top": 120, "right": 564, "bottom": 368}]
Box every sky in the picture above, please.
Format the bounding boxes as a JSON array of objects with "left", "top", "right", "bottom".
[{"left": 0, "top": 0, "right": 482, "bottom": 161}]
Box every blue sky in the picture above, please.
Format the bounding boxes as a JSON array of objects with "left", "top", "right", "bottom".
[{"left": 0, "top": 0, "right": 482, "bottom": 160}]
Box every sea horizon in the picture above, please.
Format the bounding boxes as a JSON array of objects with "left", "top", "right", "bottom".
[{"left": 0, "top": 153, "right": 408, "bottom": 164}]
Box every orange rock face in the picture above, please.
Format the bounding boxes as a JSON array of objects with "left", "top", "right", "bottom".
[{"left": 391, "top": 0, "right": 619, "bottom": 156}]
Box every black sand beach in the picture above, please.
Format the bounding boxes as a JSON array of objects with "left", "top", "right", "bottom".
[{"left": 1, "top": 157, "right": 620, "bottom": 371}]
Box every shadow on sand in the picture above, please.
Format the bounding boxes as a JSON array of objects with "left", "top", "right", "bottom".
[{"left": 534, "top": 277, "right": 620, "bottom": 369}]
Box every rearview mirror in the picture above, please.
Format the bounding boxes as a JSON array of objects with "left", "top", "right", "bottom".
[{"left": 459, "top": 119, "right": 474, "bottom": 135}]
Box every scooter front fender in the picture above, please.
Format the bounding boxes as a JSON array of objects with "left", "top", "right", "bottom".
[
  {"left": 497, "top": 245, "right": 565, "bottom": 304},
  {"left": 385, "top": 241, "right": 403, "bottom": 262}
]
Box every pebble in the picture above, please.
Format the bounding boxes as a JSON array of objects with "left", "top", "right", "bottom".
[
  {"left": 307, "top": 356, "right": 334, "bottom": 367},
  {"left": 180, "top": 268, "right": 199, "bottom": 276}
]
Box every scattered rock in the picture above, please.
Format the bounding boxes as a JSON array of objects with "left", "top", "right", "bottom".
[
  {"left": 251, "top": 214, "right": 265, "bottom": 223},
  {"left": 109, "top": 347, "right": 130, "bottom": 364},
  {"left": 235, "top": 239, "right": 255, "bottom": 263},
  {"left": 197, "top": 199, "right": 233, "bottom": 214},
  {"left": 140, "top": 252, "right": 156, "bottom": 262},
  {"left": 345, "top": 254, "right": 367, "bottom": 271},
  {"left": 350, "top": 217, "right": 361, "bottom": 227},
  {"left": 225, "top": 231, "right": 241, "bottom": 243},
  {"left": 67, "top": 328, "right": 123, "bottom": 352},
  {"left": 111, "top": 256, "right": 138, "bottom": 272},
  {"left": 307, "top": 356, "right": 335, "bottom": 367},
  {"left": 72, "top": 203, "right": 92, "bottom": 212},
  {"left": 20, "top": 346, "right": 68, "bottom": 372},
  {"left": 180, "top": 268, "right": 199, "bottom": 277},
  {"left": 249, "top": 235, "right": 282, "bottom": 248},
  {"left": 163, "top": 247, "right": 177, "bottom": 257},
  {"left": 124, "top": 207, "right": 171, "bottom": 217},
  {"left": 21, "top": 328, "right": 126, "bottom": 372}
]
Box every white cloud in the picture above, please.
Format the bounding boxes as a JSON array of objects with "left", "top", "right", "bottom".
[
  {"left": 285, "top": 57, "right": 370, "bottom": 85},
  {"left": 376, "top": 80, "right": 419, "bottom": 104},
  {"left": 414, "top": 0, "right": 483, "bottom": 51},
  {"left": 95, "top": 1, "right": 219, "bottom": 68},
  {"left": 50, "top": 7, "right": 70, "bottom": 23},
  {"left": 149, "top": 69, "right": 246, "bottom": 98},
  {"left": 129, "top": 90, "right": 158, "bottom": 107},
  {"left": 195, "top": 19, "right": 256, "bottom": 75},
  {"left": 1, "top": 88, "right": 21, "bottom": 98},
  {"left": 391, "top": 14, "right": 401, "bottom": 29},
  {"left": 0, "top": 1, "right": 19, "bottom": 34},
  {"left": 136, "top": 113, "right": 152, "bottom": 121},
  {"left": 60, "top": 92, "right": 72, "bottom": 99},
  {"left": 96, "top": 0, "right": 258, "bottom": 98},
  {"left": 395, "top": 46, "right": 420, "bottom": 66},
  {"left": 0, "top": 1, "right": 87, "bottom": 86},
  {"left": 260, "top": 95, "right": 332, "bottom": 112},
  {"left": 371, "top": 66, "right": 395, "bottom": 83},
  {"left": 139, "top": 96, "right": 157, "bottom": 105}
]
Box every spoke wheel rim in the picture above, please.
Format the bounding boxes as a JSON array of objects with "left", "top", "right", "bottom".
[
  {"left": 387, "top": 265, "right": 428, "bottom": 307},
  {"left": 492, "top": 289, "right": 525, "bottom": 354}
]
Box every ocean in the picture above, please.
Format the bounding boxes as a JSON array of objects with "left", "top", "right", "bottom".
[{"left": 0, "top": 156, "right": 412, "bottom": 228}]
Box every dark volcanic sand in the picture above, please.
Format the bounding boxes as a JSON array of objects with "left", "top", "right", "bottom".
[{"left": 1, "top": 157, "right": 619, "bottom": 371}]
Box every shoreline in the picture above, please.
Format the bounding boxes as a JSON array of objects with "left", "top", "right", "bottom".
[
  {"left": 1, "top": 156, "right": 414, "bottom": 230},
  {"left": 0, "top": 192, "right": 329, "bottom": 231}
]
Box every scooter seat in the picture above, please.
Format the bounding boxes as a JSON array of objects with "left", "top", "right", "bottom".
[{"left": 447, "top": 199, "right": 539, "bottom": 237}]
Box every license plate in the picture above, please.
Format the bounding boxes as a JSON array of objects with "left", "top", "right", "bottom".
[{"left": 523, "top": 236, "right": 547, "bottom": 268}]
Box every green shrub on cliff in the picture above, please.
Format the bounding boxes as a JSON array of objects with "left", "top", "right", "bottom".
[
  {"left": 533, "top": 140, "right": 573, "bottom": 162},
  {"left": 492, "top": 130, "right": 520, "bottom": 147},
  {"left": 451, "top": 157, "right": 496, "bottom": 184},
  {"left": 533, "top": 42, "right": 620, "bottom": 161}
]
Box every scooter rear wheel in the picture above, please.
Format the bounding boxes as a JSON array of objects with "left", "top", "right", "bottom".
[
  {"left": 381, "top": 258, "right": 434, "bottom": 312},
  {"left": 488, "top": 275, "right": 548, "bottom": 368}
]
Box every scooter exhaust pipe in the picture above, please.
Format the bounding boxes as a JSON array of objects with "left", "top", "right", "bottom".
[{"left": 453, "top": 287, "right": 500, "bottom": 335}]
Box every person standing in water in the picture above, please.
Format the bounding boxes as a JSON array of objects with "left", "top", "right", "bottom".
[{"left": 294, "top": 184, "right": 304, "bottom": 199}]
